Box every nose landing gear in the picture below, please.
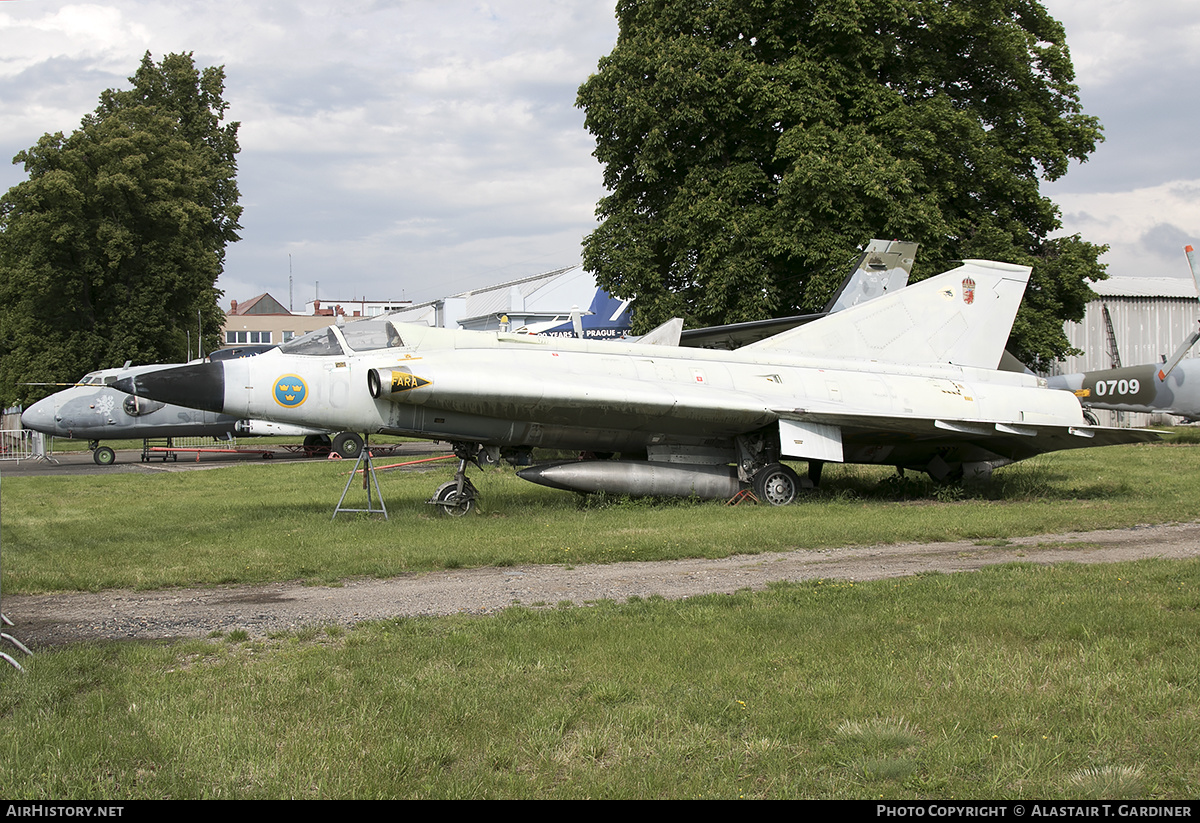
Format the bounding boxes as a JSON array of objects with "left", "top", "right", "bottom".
[
  {"left": 428, "top": 442, "right": 488, "bottom": 516},
  {"left": 90, "top": 442, "right": 116, "bottom": 466}
]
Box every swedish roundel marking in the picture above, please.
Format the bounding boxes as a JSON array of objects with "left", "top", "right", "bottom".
[{"left": 274, "top": 374, "right": 308, "bottom": 408}]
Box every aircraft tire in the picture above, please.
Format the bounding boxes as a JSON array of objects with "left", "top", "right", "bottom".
[
  {"left": 752, "top": 463, "right": 800, "bottom": 506},
  {"left": 333, "top": 432, "right": 364, "bottom": 459},
  {"left": 432, "top": 482, "right": 475, "bottom": 517},
  {"left": 93, "top": 446, "right": 116, "bottom": 466}
]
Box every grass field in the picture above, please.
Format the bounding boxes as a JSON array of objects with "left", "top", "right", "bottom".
[
  {"left": 1, "top": 436, "right": 1198, "bottom": 798},
  {"left": 3, "top": 438, "right": 1199, "bottom": 593}
]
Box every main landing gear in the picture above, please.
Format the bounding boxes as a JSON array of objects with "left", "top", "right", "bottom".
[
  {"left": 303, "top": 432, "right": 365, "bottom": 458},
  {"left": 751, "top": 463, "right": 802, "bottom": 506},
  {"left": 428, "top": 442, "right": 486, "bottom": 517},
  {"left": 332, "top": 432, "right": 364, "bottom": 459},
  {"left": 737, "top": 431, "right": 819, "bottom": 506}
]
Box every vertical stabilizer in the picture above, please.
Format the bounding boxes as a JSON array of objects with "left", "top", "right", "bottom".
[
  {"left": 639, "top": 317, "right": 685, "bottom": 346},
  {"left": 824, "top": 239, "right": 919, "bottom": 312},
  {"left": 1154, "top": 244, "right": 1200, "bottom": 381},
  {"left": 1186, "top": 245, "right": 1200, "bottom": 298},
  {"left": 747, "top": 260, "right": 1031, "bottom": 370}
]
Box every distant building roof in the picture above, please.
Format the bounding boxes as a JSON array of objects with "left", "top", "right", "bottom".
[
  {"left": 301, "top": 298, "right": 411, "bottom": 317},
  {"left": 390, "top": 265, "right": 580, "bottom": 318},
  {"left": 1091, "top": 277, "right": 1198, "bottom": 300},
  {"left": 385, "top": 264, "right": 633, "bottom": 338},
  {"left": 228, "top": 293, "right": 291, "bottom": 315}
]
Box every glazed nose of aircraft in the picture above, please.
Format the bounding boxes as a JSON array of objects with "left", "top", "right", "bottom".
[
  {"left": 112, "top": 362, "right": 227, "bottom": 413},
  {"left": 20, "top": 396, "right": 58, "bottom": 434}
]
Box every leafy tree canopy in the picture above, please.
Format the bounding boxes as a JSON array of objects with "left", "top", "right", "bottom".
[
  {"left": 577, "top": 0, "right": 1104, "bottom": 367},
  {"left": 0, "top": 52, "right": 241, "bottom": 405}
]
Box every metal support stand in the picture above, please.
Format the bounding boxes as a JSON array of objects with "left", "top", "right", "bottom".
[
  {"left": 332, "top": 436, "right": 388, "bottom": 520},
  {"left": 141, "top": 437, "right": 179, "bottom": 463},
  {"left": 1, "top": 469, "right": 31, "bottom": 671},
  {"left": 3, "top": 614, "right": 30, "bottom": 671},
  {"left": 30, "top": 431, "right": 56, "bottom": 464}
]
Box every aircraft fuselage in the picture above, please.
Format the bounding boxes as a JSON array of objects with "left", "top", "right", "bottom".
[
  {"left": 1049, "top": 361, "right": 1200, "bottom": 421},
  {"left": 21, "top": 370, "right": 239, "bottom": 441},
  {"left": 115, "top": 260, "right": 1158, "bottom": 505},
  {"left": 150, "top": 320, "right": 1091, "bottom": 471}
]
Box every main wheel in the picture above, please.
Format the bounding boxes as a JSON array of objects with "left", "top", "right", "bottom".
[
  {"left": 752, "top": 463, "right": 800, "bottom": 506},
  {"left": 332, "top": 432, "right": 364, "bottom": 459},
  {"left": 432, "top": 481, "right": 475, "bottom": 517},
  {"left": 93, "top": 446, "right": 116, "bottom": 466}
]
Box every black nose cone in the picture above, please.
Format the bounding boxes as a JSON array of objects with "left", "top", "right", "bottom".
[{"left": 112, "top": 362, "right": 226, "bottom": 413}]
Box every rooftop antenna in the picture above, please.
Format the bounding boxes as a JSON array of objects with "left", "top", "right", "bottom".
[{"left": 289, "top": 254, "right": 293, "bottom": 312}]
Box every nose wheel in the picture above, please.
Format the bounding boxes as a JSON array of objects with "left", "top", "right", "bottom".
[
  {"left": 431, "top": 479, "right": 478, "bottom": 517},
  {"left": 91, "top": 443, "right": 116, "bottom": 466},
  {"left": 428, "top": 443, "right": 485, "bottom": 516}
]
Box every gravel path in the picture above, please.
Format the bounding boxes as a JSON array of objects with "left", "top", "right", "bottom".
[{"left": 5, "top": 521, "right": 1198, "bottom": 647}]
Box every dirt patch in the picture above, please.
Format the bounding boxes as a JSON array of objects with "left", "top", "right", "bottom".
[{"left": 5, "top": 521, "right": 1198, "bottom": 647}]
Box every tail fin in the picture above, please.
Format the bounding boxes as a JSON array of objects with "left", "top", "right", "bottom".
[
  {"left": 746, "top": 259, "right": 1031, "bottom": 370},
  {"left": 1154, "top": 244, "right": 1200, "bottom": 380},
  {"left": 1186, "top": 245, "right": 1200, "bottom": 298},
  {"left": 823, "top": 239, "right": 919, "bottom": 312},
  {"left": 639, "top": 317, "right": 684, "bottom": 346}
]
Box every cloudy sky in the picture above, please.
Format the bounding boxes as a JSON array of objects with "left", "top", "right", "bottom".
[{"left": 1, "top": 0, "right": 1198, "bottom": 312}]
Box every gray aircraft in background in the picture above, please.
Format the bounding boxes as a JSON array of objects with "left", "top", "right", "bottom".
[
  {"left": 21, "top": 361, "right": 357, "bottom": 464},
  {"left": 1048, "top": 245, "right": 1200, "bottom": 422}
]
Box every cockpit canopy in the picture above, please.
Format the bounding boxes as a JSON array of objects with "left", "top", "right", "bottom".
[
  {"left": 278, "top": 320, "right": 407, "bottom": 356},
  {"left": 279, "top": 327, "right": 345, "bottom": 356},
  {"left": 341, "top": 320, "right": 405, "bottom": 352}
]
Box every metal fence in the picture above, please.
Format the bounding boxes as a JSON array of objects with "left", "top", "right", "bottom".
[
  {"left": 170, "top": 436, "right": 237, "bottom": 449},
  {"left": 0, "top": 429, "right": 36, "bottom": 462}
]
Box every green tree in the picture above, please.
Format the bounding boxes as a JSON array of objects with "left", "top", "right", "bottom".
[
  {"left": 577, "top": 0, "right": 1104, "bottom": 367},
  {"left": 0, "top": 52, "right": 241, "bottom": 405}
]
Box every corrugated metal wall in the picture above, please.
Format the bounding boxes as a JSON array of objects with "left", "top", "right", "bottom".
[{"left": 1057, "top": 296, "right": 1200, "bottom": 374}]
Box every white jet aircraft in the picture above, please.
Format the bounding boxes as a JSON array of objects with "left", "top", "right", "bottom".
[{"left": 115, "top": 258, "right": 1157, "bottom": 513}]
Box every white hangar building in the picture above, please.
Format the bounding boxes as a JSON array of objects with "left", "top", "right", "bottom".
[
  {"left": 388, "top": 265, "right": 633, "bottom": 339},
  {"left": 1055, "top": 276, "right": 1199, "bottom": 375}
]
